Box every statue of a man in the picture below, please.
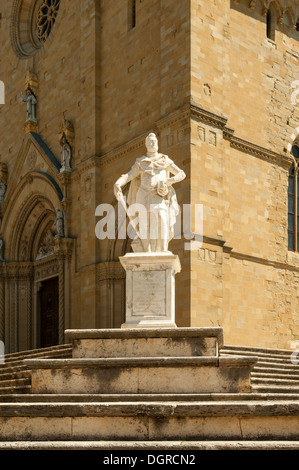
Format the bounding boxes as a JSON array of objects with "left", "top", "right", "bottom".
[
  {"left": 21, "top": 89, "right": 37, "bottom": 123},
  {"left": 114, "top": 133, "right": 186, "bottom": 252},
  {"left": 60, "top": 134, "right": 72, "bottom": 173}
]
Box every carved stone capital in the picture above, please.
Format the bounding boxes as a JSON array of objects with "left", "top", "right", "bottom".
[
  {"left": 58, "top": 172, "right": 72, "bottom": 186},
  {"left": 54, "top": 237, "right": 74, "bottom": 261},
  {"left": 23, "top": 120, "right": 38, "bottom": 134}
]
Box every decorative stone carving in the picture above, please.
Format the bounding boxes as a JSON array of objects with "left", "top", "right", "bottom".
[
  {"left": 0, "top": 238, "right": 4, "bottom": 261},
  {"left": 37, "top": 0, "right": 61, "bottom": 43},
  {"left": 25, "top": 71, "right": 39, "bottom": 97},
  {"left": 53, "top": 208, "right": 65, "bottom": 239},
  {"left": 60, "top": 134, "right": 72, "bottom": 173},
  {"left": 114, "top": 132, "right": 186, "bottom": 253},
  {"left": 36, "top": 228, "right": 55, "bottom": 260},
  {"left": 22, "top": 89, "right": 37, "bottom": 123},
  {"left": 59, "top": 115, "right": 74, "bottom": 149},
  {"left": 22, "top": 85, "right": 38, "bottom": 133},
  {"left": 11, "top": 0, "right": 61, "bottom": 58},
  {"left": 0, "top": 163, "right": 8, "bottom": 207}
]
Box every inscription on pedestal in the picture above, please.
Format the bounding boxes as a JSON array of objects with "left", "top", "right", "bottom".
[{"left": 132, "top": 270, "right": 166, "bottom": 316}]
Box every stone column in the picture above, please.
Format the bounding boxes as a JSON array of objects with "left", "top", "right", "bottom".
[{"left": 54, "top": 238, "right": 73, "bottom": 343}]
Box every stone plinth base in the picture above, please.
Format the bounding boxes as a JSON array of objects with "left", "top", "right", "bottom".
[{"left": 119, "top": 252, "right": 181, "bottom": 328}]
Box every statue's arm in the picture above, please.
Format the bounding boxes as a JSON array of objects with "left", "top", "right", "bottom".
[
  {"left": 166, "top": 162, "right": 186, "bottom": 186},
  {"left": 114, "top": 164, "right": 139, "bottom": 200}
]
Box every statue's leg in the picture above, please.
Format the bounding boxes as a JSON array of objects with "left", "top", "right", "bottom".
[
  {"left": 156, "top": 208, "right": 169, "bottom": 252},
  {"left": 148, "top": 208, "right": 157, "bottom": 252}
]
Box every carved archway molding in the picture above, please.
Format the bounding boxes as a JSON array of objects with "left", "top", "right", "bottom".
[
  {"left": 1, "top": 173, "right": 61, "bottom": 260},
  {"left": 0, "top": 171, "right": 72, "bottom": 352}
]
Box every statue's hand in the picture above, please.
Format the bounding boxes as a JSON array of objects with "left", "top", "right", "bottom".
[
  {"left": 157, "top": 181, "right": 169, "bottom": 197},
  {"left": 114, "top": 184, "right": 123, "bottom": 201}
]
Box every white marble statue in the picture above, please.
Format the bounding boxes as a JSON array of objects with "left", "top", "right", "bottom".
[{"left": 114, "top": 133, "right": 186, "bottom": 252}]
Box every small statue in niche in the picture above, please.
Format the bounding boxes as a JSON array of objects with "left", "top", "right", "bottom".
[
  {"left": 54, "top": 208, "right": 65, "bottom": 239},
  {"left": 60, "top": 134, "right": 72, "bottom": 173},
  {"left": 21, "top": 89, "right": 37, "bottom": 123},
  {"left": 0, "top": 238, "right": 4, "bottom": 261},
  {"left": 0, "top": 163, "right": 8, "bottom": 208}
]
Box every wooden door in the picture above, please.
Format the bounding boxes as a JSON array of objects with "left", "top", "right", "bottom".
[{"left": 40, "top": 277, "right": 59, "bottom": 348}]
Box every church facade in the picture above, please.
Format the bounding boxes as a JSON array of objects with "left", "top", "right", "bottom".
[{"left": 0, "top": 0, "right": 298, "bottom": 353}]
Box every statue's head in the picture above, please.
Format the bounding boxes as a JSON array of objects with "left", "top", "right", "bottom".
[{"left": 145, "top": 133, "right": 158, "bottom": 153}]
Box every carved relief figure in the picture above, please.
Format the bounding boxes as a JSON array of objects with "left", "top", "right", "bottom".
[
  {"left": 0, "top": 238, "right": 4, "bottom": 261},
  {"left": 54, "top": 208, "right": 65, "bottom": 239},
  {"left": 36, "top": 228, "right": 55, "bottom": 260},
  {"left": 0, "top": 163, "right": 8, "bottom": 207},
  {"left": 114, "top": 133, "right": 186, "bottom": 252}
]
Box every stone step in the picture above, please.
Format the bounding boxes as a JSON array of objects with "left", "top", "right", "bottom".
[
  {"left": 0, "top": 385, "right": 31, "bottom": 395},
  {"left": 252, "top": 384, "right": 299, "bottom": 393},
  {"left": 252, "top": 377, "right": 299, "bottom": 386},
  {"left": 252, "top": 370, "right": 299, "bottom": 380},
  {"left": 0, "top": 369, "right": 31, "bottom": 382},
  {"left": 256, "top": 359, "right": 298, "bottom": 371},
  {"left": 221, "top": 344, "right": 294, "bottom": 359},
  {"left": 0, "top": 377, "right": 31, "bottom": 389},
  {"left": 0, "top": 392, "right": 299, "bottom": 403},
  {"left": 0, "top": 440, "right": 299, "bottom": 450},
  {"left": 0, "top": 365, "right": 29, "bottom": 376},
  {"left": 25, "top": 356, "right": 257, "bottom": 395},
  {"left": 254, "top": 363, "right": 299, "bottom": 373},
  {"left": 66, "top": 328, "right": 223, "bottom": 359},
  {"left": 222, "top": 352, "right": 292, "bottom": 365},
  {"left": 1, "top": 344, "right": 72, "bottom": 364},
  {"left": 0, "top": 401, "right": 298, "bottom": 441}
]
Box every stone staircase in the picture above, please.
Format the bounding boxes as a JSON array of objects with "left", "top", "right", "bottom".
[
  {"left": 0, "top": 329, "right": 299, "bottom": 449},
  {"left": 220, "top": 344, "right": 299, "bottom": 394},
  {"left": 0, "top": 344, "right": 72, "bottom": 395}
]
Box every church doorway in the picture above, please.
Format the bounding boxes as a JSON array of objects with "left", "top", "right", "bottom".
[{"left": 40, "top": 277, "right": 59, "bottom": 348}]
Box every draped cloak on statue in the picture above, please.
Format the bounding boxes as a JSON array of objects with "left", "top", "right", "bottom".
[{"left": 125, "top": 153, "right": 180, "bottom": 251}]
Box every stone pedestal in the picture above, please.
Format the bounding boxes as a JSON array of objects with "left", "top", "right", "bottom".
[{"left": 119, "top": 252, "right": 181, "bottom": 328}]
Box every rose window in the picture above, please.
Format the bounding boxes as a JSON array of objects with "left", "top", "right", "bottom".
[
  {"left": 11, "top": 0, "right": 61, "bottom": 58},
  {"left": 36, "top": 0, "right": 61, "bottom": 42}
]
